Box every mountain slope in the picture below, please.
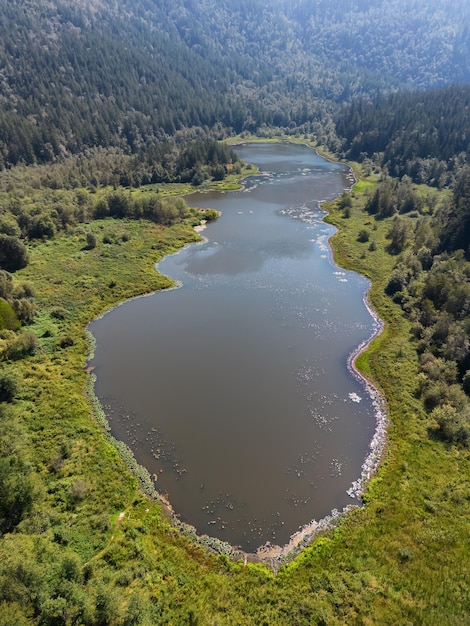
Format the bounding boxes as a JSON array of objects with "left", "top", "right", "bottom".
[{"left": 0, "top": 0, "right": 468, "bottom": 166}]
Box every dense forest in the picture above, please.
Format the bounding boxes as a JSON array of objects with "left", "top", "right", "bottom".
[
  {"left": 0, "top": 0, "right": 469, "bottom": 166},
  {"left": 0, "top": 0, "right": 470, "bottom": 623},
  {"left": 335, "top": 85, "right": 470, "bottom": 188}
]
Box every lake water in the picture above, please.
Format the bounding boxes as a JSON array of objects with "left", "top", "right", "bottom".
[{"left": 89, "top": 142, "right": 380, "bottom": 553}]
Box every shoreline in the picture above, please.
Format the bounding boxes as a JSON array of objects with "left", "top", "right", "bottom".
[
  {"left": 252, "top": 160, "right": 387, "bottom": 562},
  {"left": 86, "top": 141, "right": 387, "bottom": 567}
]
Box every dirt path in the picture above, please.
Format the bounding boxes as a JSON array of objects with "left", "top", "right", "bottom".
[{"left": 84, "top": 511, "right": 126, "bottom": 567}]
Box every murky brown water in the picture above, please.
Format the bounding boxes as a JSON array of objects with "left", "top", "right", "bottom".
[{"left": 89, "top": 142, "right": 380, "bottom": 552}]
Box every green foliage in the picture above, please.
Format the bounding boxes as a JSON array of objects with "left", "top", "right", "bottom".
[
  {"left": 29, "top": 215, "right": 56, "bottom": 240},
  {"left": 440, "top": 166, "right": 470, "bottom": 258},
  {"left": 201, "top": 209, "right": 219, "bottom": 222},
  {"left": 387, "top": 215, "right": 410, "bottom": 254},
  {"left": 0, "top": 407, "right": 36, "bottom": 534},
  {"left": 0, "top": 235, "right": 28, "bottom": 272},
  {"left": 432, "top": 404, "right": 470, "bottom": 446},
  {"left": 0, "top": 370, "right": 20, "bottom": 403},
  {"left": 357, "top": 228, "right": 370, "bottom": 243},
  {"left": 0, "top": 272, "right": 13, "bottom": 301},
  {"left": 336, "top": 85, "right": 470, "bottom": 187},
  {"left": 86, "top": 233, "right": 97, "bottom": 250},
  {"left": 0, "top": 299, "right": 20, "bottom": 331},
  {"left": 13, "top": 298, "right": 36, "bottom": 325},
  {"left": 2, "top": 331, "right": 38, "bottom": 361}
]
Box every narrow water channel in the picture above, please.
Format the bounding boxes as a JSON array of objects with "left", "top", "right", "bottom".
[{"left": 89, "top": 142, "right": 381, "bottom": 553}]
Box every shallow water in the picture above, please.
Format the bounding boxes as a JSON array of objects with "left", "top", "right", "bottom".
[{"left": 89, "top": 142, "right": 379, "bottom": 552}]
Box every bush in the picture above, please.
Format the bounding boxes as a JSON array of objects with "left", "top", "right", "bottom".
[
  {"left": 0, "top": 271, "right": 13, "bottom": 300},
  {"left": 423, "top": 381, "right": 448, "bottom": 410},
  {"left": 0, "top": 299, "right": 20, "bottom": 331},
  {"left": 86, "top": 233, "right": 97, "bottom": 249},
  {"left": 28, "top": 215, "right": 56, "bottom": 240},
  {"left": 13, "top": 299, "right": 36, "bottom": 325},
  {"left": 0, "top": 235, "right": 28, "bottom": 272},
  {"left": 202, "top": 209, "right": 219, "bottom": 222},
  {"left": 0, "top": 215, "right": 21, "bottom": 238},
  {"left": 3, "top": 332, "right": 38, "bottom": 361},
  {"left": 462, "top": 370, "right": 470, "bottom": 395},
  {"left": 0, "top": 371, "right": 20, "bottom": 402},
  {"left": 12, "top": 283, "right": 35, "bottom": 299},
  {"left": 357, "top": 229, "right": 370, "bottom": 243},
  {"left": 338, "top": 192, "right": 352, "bottom": 210},
  {"left": 59, "top": 336, "right": 74, "bottom": 348},
  {"left": 50, "top": 307, "right": 66, "bottom": 320},
  {"left": 433, "top": 404, "right": 470, "bottom": 446}
]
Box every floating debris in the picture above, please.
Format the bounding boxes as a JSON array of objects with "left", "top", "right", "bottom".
[{"left": 348, "top": 392, "right": 362, "bottom": 403}]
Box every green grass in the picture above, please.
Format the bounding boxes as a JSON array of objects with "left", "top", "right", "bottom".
[{"left": 1, "top": 159, "right": 470, "bottom": 624}]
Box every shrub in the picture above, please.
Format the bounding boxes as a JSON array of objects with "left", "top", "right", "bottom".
[
  {"left": 13, "top": 299, "right": 36, "bottom": 325},
  {"left": 203, "top": 209, "right": 219, "bottom": 222},
  {"left": 12, "top": 283, "right": 35, "bottom": 299},
  {"left": 338, "top": 192, "right": 352, "bottom": 210},
  {"left": 3, "top": 332, "right": 39, "bottom": 361},
  {"left": 28, "top": 215, "right": 56, "bottom": 240},
  {"left": 463, "top": 370, "right": 470, "bottom": 396},
  {"left": 398, "top": 546, "right": 411, "bottom": 562},
  {"left": 0, "top": 215, "right": 21, "bottom": 237},
  {"left": 50, "top": 307, "right": 66, "bottom": 320},
  {"left": 0, "top": 371, "right": 20, "bottom": 402},
  {"left": 0, "top": 271, "right": 13, "bottom": 300},
  {"left": 70, "top": 479, "right": 89, "bottom": 504},
  {"left": 59, "top": 336, "right": 74, "bottom": 348},
  {"left": 433, "top": 404, "right": 470, "bottom": 446},
  {"left": 0, "top": 235, "right": 29, "bottom": 272},
  {"left": 357, "top": 229, "right": 370, "bottom": 243},
  {"left": 423, "top": 381, "right": 448, "bottom": 410},
  {"left": 0, "top": 299, "right": 20, "bottom": 331},
  {"left": 86, "top": 232, "right": 97, "bottom": 249}
]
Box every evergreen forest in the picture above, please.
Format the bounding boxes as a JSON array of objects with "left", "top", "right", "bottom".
[{"left": 1, "top": 0, "right": 470, "bottom": 623}]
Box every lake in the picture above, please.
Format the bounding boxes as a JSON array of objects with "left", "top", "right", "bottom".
[{"left": 88, "top": 142, "right": 382, "bottom": 554}]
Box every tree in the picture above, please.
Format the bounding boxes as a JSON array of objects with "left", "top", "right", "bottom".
[
  {"left": 28, "top": 215, "right": 56, "bottom": 240},
  {"left": 357, "top": 229, "right": 370, "bottom": 243},
  {"left": 0, "top": 371, "right": 20, "bottom": 403},
  {"left": 387, "top": 216, "right": 409, "bottom": 254},
  {"left": 86, "top": 233, "right": 97, "bottom": 250},
  {"left": 440, "top": 166, "right": 470, "bottom": 258},
  {"left": 0, "top": 236, "right": 28, "bottom": 272},
  {"left": 0, "top": 457, "right": 35, "bottom": 534},
  {"left": 0, "top": 300, "right": 20, "bottom": 331},
  {"left": 433, "top": 404, "right": 470, "bottom": 446}
]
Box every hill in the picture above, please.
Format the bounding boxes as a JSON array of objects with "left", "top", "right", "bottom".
[{"left": 0, "top": 0, "right": 469, "bottom": 165}]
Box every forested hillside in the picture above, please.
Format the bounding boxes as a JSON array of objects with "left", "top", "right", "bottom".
[
  {"left": 0, "top": 0, "right": 469, "bottom": 166},
  {"left": 335, "top": 85, "right": 470, "bottom": 188}
]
